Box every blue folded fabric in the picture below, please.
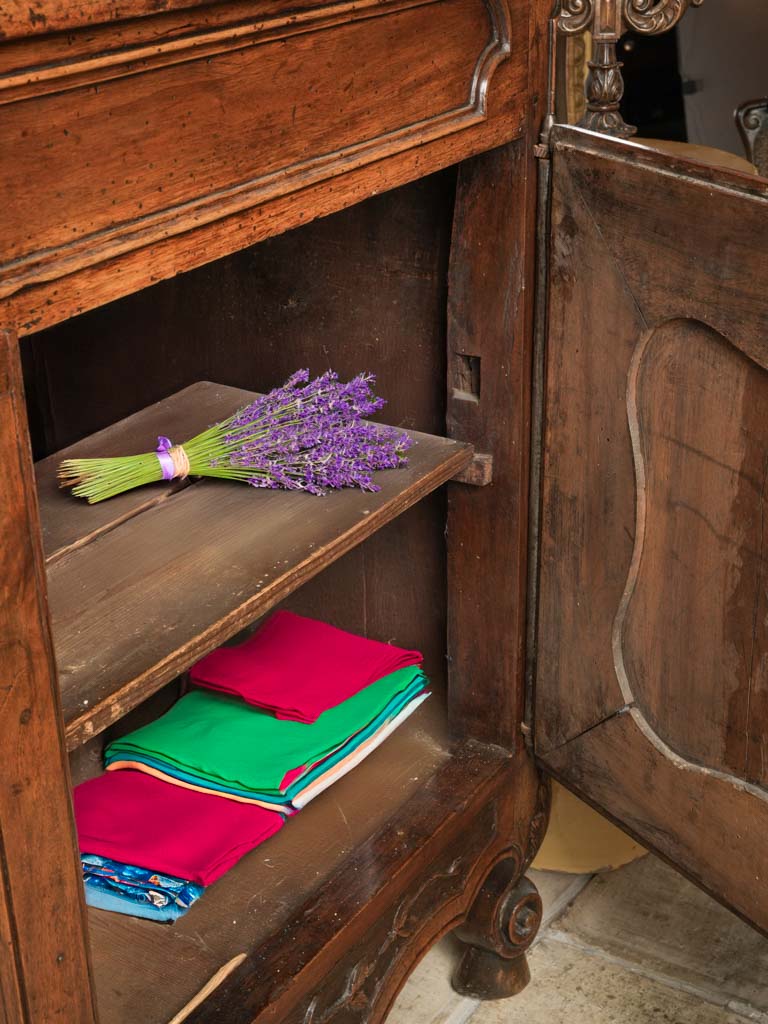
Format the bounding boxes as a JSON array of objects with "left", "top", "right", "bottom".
[
  {"left": 85, "top": 886, "right": 192, "bottom": 922},
  {"left": 82, "top": 854, "right": 203, "bottom": 922}
]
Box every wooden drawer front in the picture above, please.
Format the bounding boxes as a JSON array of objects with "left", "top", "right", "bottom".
[{"left": 0, "top": 0, "right": 523, "bottom": 301}]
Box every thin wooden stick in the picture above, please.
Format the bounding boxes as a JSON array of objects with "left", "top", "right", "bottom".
[{"left": 166, "top": 953, "right": 247, "bottom": 1024}]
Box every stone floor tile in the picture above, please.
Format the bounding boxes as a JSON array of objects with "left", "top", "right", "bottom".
[
  {"left": 469, "top": 939, "right": 753, "bottom": 1024},
  {"left": 553, "top": 855, "right": 768, "bottom": 1011},
  {"left": 388, "top": 938, "right": 473, "bottom": 1024},
  {"left": 529, "top": 868, "right": 592, "bottom": 929}
]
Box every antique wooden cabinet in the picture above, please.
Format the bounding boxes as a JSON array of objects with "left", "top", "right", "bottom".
[
  {"left": 1, "top": 0, "right": 767, "bottom": 1021},
  {"left": 0, "top": 2, "right": 553, "bottom": 1021}
]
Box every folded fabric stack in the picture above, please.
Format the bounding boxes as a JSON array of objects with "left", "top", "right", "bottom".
[
  {"left": 104, "top": 666, "right": 427, "bottom": 810},
  {"left": 75, "top": 770, "right": 285, "bottom": 921},
  {"left": 75, "top": 611, "right": 428, "bottom": 922}
]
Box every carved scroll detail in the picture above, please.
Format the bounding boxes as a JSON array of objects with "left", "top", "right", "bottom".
[
  {"left": 555, "top": 0, "right": 703, "bottom": 137},
  {"left": 624, "top": 0, "right": 703, "bottom": 33},
  {"left": 292, "top": 779, "right": 548, "bottom": 1024},
  {"left": 557, "top": 0, "right": 595, "bottom": 36},
  {"left": 736, "top": 99, "right": 768, "bottom": 177},
  {"left": 452, "top": 863, "right": 543, "bottom": 999}
]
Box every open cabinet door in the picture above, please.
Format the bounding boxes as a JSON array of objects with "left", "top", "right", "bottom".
[{"left": 533, "top": 124, "right": 768, "bottom": 931}]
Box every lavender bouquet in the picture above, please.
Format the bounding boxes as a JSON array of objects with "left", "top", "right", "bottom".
[{"left": 58, "top": 370, "right": 413, "bottom": 504}]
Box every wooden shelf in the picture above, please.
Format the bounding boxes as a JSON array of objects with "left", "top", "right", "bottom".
[
  {"left": 36, "top": 382, "right": 472, "bottom": 750},
  {"left": 86, "top": 698, "right": 509, "bottom": 1024}
]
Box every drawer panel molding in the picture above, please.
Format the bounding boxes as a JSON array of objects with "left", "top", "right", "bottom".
[{"left": 0, "top": 0, "right": 516, "bottom": 303}]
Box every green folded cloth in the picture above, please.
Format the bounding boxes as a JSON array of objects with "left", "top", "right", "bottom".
[{"left": 105, "top": 666, "right": 425, "bottom": 797}]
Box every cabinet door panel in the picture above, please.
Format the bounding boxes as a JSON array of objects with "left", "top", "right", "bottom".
[{"left": 535, "top": 125, "right": 768, "bottom": 930}]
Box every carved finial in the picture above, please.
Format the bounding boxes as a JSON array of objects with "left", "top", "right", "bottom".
[{"left": 557, "top": 0, "right": 703, "bottom": 138}]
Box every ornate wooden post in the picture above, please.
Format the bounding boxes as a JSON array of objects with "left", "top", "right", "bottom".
[
  {"left": 557, "top": 0, "right": 703, "bottom": 138},
  {"left": 736, "top": 99, "right": 768, "bottom": 176}
]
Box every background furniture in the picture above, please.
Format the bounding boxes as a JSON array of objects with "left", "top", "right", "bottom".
[
  {"left": 737, "top": 99, "right": 768, "bottom": 176},
  {"left": 678, "top": 1, "right": 768, "bottom": 157}
]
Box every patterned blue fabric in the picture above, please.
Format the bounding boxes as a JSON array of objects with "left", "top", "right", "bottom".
[{"left": 82, "top": 854, "right": 203, "bottom": 922}]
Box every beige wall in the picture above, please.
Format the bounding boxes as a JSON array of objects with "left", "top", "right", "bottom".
[
  {"left": 533, "top": 783, "right": 646, "bottom": 875},
  {"left": 678, "top": 0, "right": 768, "bottom": 156}
]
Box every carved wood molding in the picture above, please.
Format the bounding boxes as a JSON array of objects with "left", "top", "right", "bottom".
[
  {"left": 290, "top": 788, "right": 547, "bottom": 1024},
  {"left": 623, "top": 0, "right": 701, "bottom": 33},
  {"left": 543, "top": 708, "right": 768, "bottom": 932},
  {"left": 558, "top": 0, "right": 595, "bottom": 36},
  {"left": 0, "top": 0, "right": 438, "bottom": 105},
  {"left": 294, "top": 802, "right": 503, "bottom": 1024},
  {"left": 613, "top": 318, "right": 768, "bottom": 791},
  {"left": 556, "top": 0, "right": 703, "bottom": 137},
  {"left": 0, "top": 0, "right": 513, "bottom": 304},
  {"left": 179, "top": 746, "right": 546, "bottom": 1024}
]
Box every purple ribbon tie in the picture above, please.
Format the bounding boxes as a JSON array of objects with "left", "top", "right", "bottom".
[{"left": 156, "top": 436, "right": 176, "bottom": 481}]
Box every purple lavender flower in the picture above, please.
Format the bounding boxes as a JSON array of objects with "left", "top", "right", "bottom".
[
  {"left": 59, "top": 369, "right": 412, "bottom": 504},
  {"left": 219, "top": 370, "right": 412, "bottom": 495}
]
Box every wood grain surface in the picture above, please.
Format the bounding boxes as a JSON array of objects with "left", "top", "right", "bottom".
[
  {"left": 0, "top": 3, "right": 550, "bottom": 1017},
  {"left": 41, "top": 382, "right": 470, "bottom": 748},
  {"left": 23, "top": 171, "right": 455, "bottom": 452},
  {"left": 445, "top": 0, "right": 551, "bottom": 751},
  {"left": 82, "top": 687, "right": 538, "bottom": 1024},
  {"left": 535, "top": 124, "right": 768, "bottom": 932},
  {"left": 37, "top": 381, "right": 247, "bottom": 563},
  {"left": 0, "top": 330, "right": 96, "bottom": 1023},
  {"left": 1, "top": 0, "right": 529, "bottom": 335},
  {"left": 3, "top": 1, "right": 497, "bottom": 270},
  {"left": 535, "top": 145, "right": 640, "bottom": 752},
  {"left": 544, "top": 709, "right": 768, "bottom": 935},
  {"left": 88, "top": 698, "right": 452, "bottom": 1024},
  {"left": 3, "top": 0, "right": 355, "bottom": 39},
  {"left": 538, "top": 126, "right": 768, "bottom": 771},
  {"left": 446, "top": 142, "right": 535, "bottom": 749},
  {"left": 626, "top": 319, "right": 768, "bottom": 782}
]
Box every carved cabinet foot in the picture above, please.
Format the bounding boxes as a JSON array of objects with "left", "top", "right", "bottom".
[{"left": 451, "top": 860, "right": 542, "bottom": 1001}]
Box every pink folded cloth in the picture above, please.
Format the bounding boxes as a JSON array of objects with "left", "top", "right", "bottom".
[
  {"left": 190, "top": 610, "right": 423, "bottom": 723},
  {"left": 74, "top": 771, "right": 284, "bottom": 886}
]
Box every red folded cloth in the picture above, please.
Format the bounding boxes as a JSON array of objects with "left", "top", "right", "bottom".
[
  {"left": 74, "top": 771, "right": 284, "bottom": 886},
  {"left": 190, "top": 610, "right": 423, "bottom": 723}
]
